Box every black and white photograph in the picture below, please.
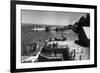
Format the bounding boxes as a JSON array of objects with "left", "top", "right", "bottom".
[
  {"left": 11, "top": 1, "right": 97, "bottom": 72},
  {"left": 21, "top": 10, "right": 90, "bottom": 63}
]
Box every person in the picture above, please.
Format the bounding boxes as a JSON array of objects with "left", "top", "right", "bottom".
[
  {"left": 61, "top": 34, "right": 64, "bottom": 38},
  {"left": 55, "top": 42, "right": 58, "bottom": 48},
  {"left": 52, "top": 41, "right": 55, "bottom": 48},
  {"left": 73, "top": 49, "right": 76, "bottom": 59},
  {"left": 79, "top": 47, "right": 83, "bottom": 60},
  {"left": 48, "top": 37, "right": 52, "bottom": 42},
  {"left": 32, "top": 42, "right": 37, "bottom": 51},
  {"left": 79, "top": 55, "right": 82, "bottom": 60}
]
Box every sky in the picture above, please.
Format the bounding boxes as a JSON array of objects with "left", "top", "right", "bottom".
[{"left": 21, "top": 10, "right": 87, "bottom": 26}]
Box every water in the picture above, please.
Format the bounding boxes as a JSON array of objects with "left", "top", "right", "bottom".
[{"left": 21, "top": 25, "right": 78, "bottom": 56}]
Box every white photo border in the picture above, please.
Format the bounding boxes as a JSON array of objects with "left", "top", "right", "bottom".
[{"left": 16, "top": 4, "right": 94, "bottom": 69}]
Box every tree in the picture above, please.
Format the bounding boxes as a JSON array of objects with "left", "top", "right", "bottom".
[
  {"left": 45, "top": 27, "right": 50, "bottom": 32},
  {"left": 85, "top": 14, "right": 90, "bottom": 26},
  {"left": 79, "top": 16, "right": 86, "bottom": 27}
]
